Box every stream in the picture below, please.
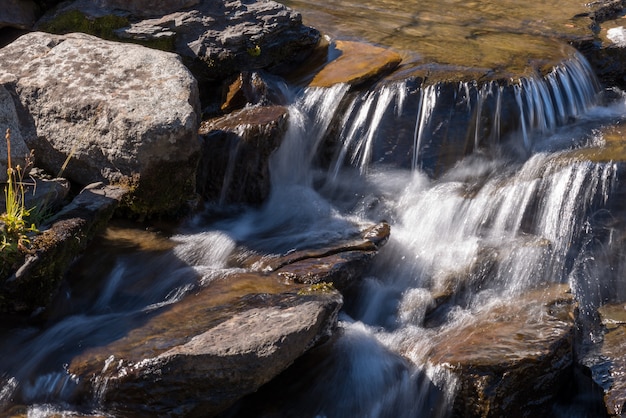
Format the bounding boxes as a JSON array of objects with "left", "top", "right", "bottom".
[{"left": 3, "top": 0, "right": 626, "bottom": 417}]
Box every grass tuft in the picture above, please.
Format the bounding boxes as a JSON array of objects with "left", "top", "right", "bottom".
[{"left": 0, "top": 128, "right": 38, "bottom": 278}]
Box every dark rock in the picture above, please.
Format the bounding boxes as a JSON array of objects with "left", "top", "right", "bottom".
[
  {"left": 90, "top": 0, "right": 200, "bottom": 17},
  {"left": 0, "top": 0, "right": 37, "bottom": 30},
  {"left": 0, "top": 31, "right": 200, "bottom": 217},
  {"left": 0, "top": 183, "right": 127, "bottom": 313},
  {"left": 197, "top": 105, "right": 288, "bottom": 205},
  {"left": 420, "top": 284, "right": 576, "bottom": 418}
]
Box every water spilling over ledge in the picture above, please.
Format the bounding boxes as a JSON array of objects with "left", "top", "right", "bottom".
[{"left": 291, "top": 50, "right": 602, "bottom": 178}]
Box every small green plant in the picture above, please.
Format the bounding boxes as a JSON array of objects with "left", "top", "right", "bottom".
[
  {"left": 247, "top": 45, "right": 261, "bottom": 57},
  {"left": 0, "top": 128, "right": 38, "bottom": 277},
  {"left": 297, "top": 282, "right": 335, "bottom": 295}
]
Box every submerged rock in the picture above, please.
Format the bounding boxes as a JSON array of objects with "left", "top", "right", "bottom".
[
  {"left": 424, "top": 284, "right": 576, "bottom": 418},
  {"left": 309, "top": 40, "right": 402, "bottom": 88},
  {"left": 0, "top": 31, "right": 200, "bottom": 217}
]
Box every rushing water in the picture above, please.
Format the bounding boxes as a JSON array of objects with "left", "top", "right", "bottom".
[{"left": 3, "top": 4, "right": 626, "bottom": 418}]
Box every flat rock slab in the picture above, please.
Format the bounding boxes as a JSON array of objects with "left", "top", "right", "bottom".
[
  {"left": 423, "top": 284, "right": 576, "bottom": 418},
  {"left": 68, "top": 274, "right": 342, "bottom": 417},
  {"left": 309, "top": 40, "right": 402, "bottom": 88}
]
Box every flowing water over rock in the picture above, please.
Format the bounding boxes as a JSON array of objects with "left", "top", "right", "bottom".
[{"left": 4, "top": 1, "right": 626, "bottom": 417}]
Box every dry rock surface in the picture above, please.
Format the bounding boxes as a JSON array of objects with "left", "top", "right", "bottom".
[{"left": 0, "top": 31, "right": 200, "bottom": 216}]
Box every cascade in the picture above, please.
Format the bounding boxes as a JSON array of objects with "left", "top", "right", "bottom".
[
  {"left": 324, "top": 51, "right": 601, "bottom": 176},
  {"left": 2, "top": 26, "right": 626, "bottom": 418}
]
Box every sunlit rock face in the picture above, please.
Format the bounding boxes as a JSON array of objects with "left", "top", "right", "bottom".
[
  {"left": 36, "top": 0, "right": 321, "bottom": 96},
  {"left": 423, "top": 284, "right": 576, "bottom": 418},
  {"left": 0, "top": 31, "right": 200, "bottom": 216}
]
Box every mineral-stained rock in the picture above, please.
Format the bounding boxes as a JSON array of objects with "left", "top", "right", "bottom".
[
  {"left": 309, "top": 40, "right": 402, "bottom": 88},
  {"left": 0, "top": 183, "right": 128, "bottom": 313},
  {"left": 197, "top": 105, "right": 288, "bottom": 205},
  {"left": 422, "top": 284, "right": 576, "bottom": 418},
  {"left": 219, "top": 71, "right": 288, "bottom": 114},
  {"left": 0, "top": 31, "right": 200, "bottom": 216}
]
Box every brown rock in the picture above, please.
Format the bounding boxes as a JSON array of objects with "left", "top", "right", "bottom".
[
  {"left": 309, "top": 40, "right": 402, "bottom": 88},
  {"left": 68, "top": 273, "right": 342, "bottom": 417},
  {"left": 423, "top": 284, "right": 576, "bottom": 418}
]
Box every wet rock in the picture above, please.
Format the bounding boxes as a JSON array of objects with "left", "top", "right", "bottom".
[
  {"left": 585, "top": 303, "right": 626, "bottom": 417},
  {"left": 0, "top": 183, "right": 128, "bottom": 314},
  {"left": 424, "top": 284, "right": 576, "bottom": 418},
  {"left": 0, "top": 31, "right": 200, "bottom": 217},
  {"left": 584, "top": 20, "right": 626, "bottom": 89},
  {"left": 267, "top": 222, "right": 390, "bottom": 292},
  {"left": 68, "top": 274, "right": 342, "bottom": 417},
  {"left": 309, "top": 40, "right": 402, "bottom": 88},
  {"left": 0, "top": 0, "right": 37, "bottom": 30},
  {"left": 37, "top": 0, "right": 321, "bottom": 95},
  {"left": 197, "top": 105, "right": 288, "bottom": 205}
]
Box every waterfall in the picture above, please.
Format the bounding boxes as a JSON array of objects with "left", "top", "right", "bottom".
[{"left": 322, "top": 51, "right": 601, "bottom": 175}]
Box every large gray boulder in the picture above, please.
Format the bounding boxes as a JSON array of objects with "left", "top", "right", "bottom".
[
  {"left": 0, "top": 31, "right": 201, "bottom": 216},
  {"left": 0, "top": 81, "right": 32, "bottom": 182}
]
